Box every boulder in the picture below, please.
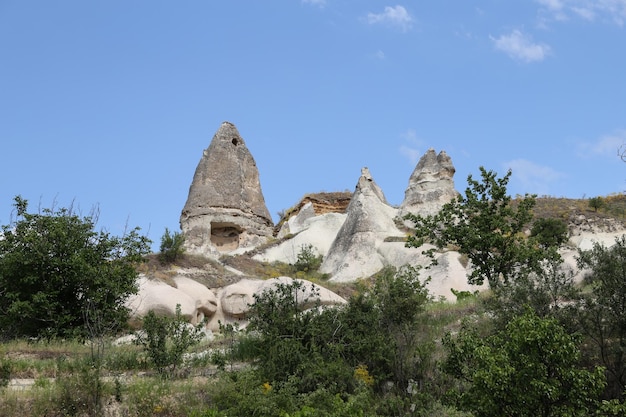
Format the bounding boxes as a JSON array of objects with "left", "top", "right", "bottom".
[
  {"left": 180, "top": 121, "right": 274, "bottom": 256},
  {"left": 321, "top": 167, "right": 404, "bottom": 282},
  {"left": 126, "top": 276, "right": 204, "bottom": 328},
  {"left": 173, "top": 276, "right": 219, "bottom": 317},
  {"left": 399, "top": 148, "right": 458, "bottom": 220}
]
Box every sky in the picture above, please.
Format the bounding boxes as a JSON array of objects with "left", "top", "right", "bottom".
[{"left": 1, "top": 1, "right": 625, "bottom": 251}]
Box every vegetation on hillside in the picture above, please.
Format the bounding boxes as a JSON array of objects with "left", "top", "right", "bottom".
[{"left": 2, "top": 169, "right": 626, "bottom": 416}]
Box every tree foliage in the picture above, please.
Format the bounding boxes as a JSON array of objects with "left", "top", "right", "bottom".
[
  {"left": 135, "top": 304, "right": 204, "bottom": 377},
  {"left": 443, "top": 310, "right": 606, "bottom": 417},
  {"left": 158, "top": 227, "right": 185, "bottom": 264},
  {"left": 405, "top": 167, "right": 544, "bottom": 288},
  {"left": 576, "top": 236, "right": 626, "bottom": 399},
  {"left": 0, "top": 196, "right": 151, "bottom": 339},
  {"left": 245, "top": 266, "right": 434, "bottom": 399},
  {"left": 530, "top": 217, "right": 569, "bottom": 249},
  {"left": 588, "top": 196, "right": 605, "bottom": 212}
]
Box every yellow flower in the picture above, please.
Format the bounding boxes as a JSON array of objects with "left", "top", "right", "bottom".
[
  {"left": 262, "top": 381, "right": 272, "bottom": 393},
  {"left": 354, "top": 364, "right": 374, "bottom": 386}
]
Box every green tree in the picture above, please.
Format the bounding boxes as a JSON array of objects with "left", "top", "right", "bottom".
[
  {"left": 405, "top": 167, "right": 544, "bottom": 288},
  {"left": 292, "top": 243, "right": 323, "bottom": 273},
  {"left": 588, "top": 196, "right": 605, "bottom": 212},
  {"left": 530, "top": 217, "right": 569, "bottom": 249},
  {"left": 0, "top": 196, "right": 151, "bottom": 339},
  {"left": 158, "top": 227, "right": 185, "bottom": 264},
  {"left": 443, "top": 310, "right": 606, "bottom": 417},
  {"left": 577, "top": 236, "right": 626, "bottom": 399},
  {"left": 136, "top": 304, "right": 204, "bottom": 377}
]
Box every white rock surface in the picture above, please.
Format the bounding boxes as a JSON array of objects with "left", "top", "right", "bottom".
[
  {"left": 321, "top": 168, "right": 404, "bottom": 282},
  {"left": 254, "top": 212, "right": 346, "bottom": 265}
]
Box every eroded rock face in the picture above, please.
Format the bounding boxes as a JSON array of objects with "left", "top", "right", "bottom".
[
  {"left": 399, "top": 148, "right": 458, "bottom": 219},
  {"left": 320, "top": 167, "right": 403, "bottom": 282},
  {"left": 180, "top": 122, "right": 274, "bottom": 255}
]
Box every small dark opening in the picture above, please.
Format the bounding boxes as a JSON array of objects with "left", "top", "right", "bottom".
[{"left": 232, "top": 138, "right": 239, "bottom": 146}]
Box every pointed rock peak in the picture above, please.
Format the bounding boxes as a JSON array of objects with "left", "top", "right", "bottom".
[
  {"left": 355, "top": 167, "right": 388, "bottom": 204},
  {"left": 399, "top": 149, "right": 458, "bottom": 218},
  {"left": 180, "top": 122, "right": 273, "bottom": 256},
  {"left": 412, "top": 148, "right": 455, "bottom": 180},
  {"left": 213, "top": 121, "right": 246, "bottom": 148}
]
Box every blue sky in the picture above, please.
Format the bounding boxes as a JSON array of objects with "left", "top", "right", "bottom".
[{"left": 1, "top": 1, "right": 625, "bottom": 250}]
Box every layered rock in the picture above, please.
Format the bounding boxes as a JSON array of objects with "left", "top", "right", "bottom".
[
  {"left": 180, "top": 122, "right": 274, "bottom": 255},
  {"left": 399, "top": 148, "right": 458, "bottom": 219},
  {"left": 320, "top": 167, "right": 404, "bottom": 282}
]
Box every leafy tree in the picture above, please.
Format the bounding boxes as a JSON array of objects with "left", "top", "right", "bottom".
[
  {"left": 405, "top": 167, "right": 544, "bottom": 288},
  {"left": 292, "top": 243, "right": 323, "bottom": 273},
  {"left": 158, "top": 227, "right": 185, "bottom": 264},
  {"left": 485, "top": 249, "right": 579, "bottom": 327},
  {"left": 0, "top": 196, "right": 151, "bottom": 339},
  {"left": 588, "top": 196, "right": 605, "bottom": 212},
  {"left": 246, "top": 266, "right": 435, "bottom": 403},
  {"left": 530, "top": 217, "right": 569, "bottom": 249},
  {"left": 443, "top": 310, "right": 606, "bottom": 417},
  {"left": 576, "top": 236, "right": 626, "bottom": 399},
  {"left": 135, "top": 304, "right": 204, "bottom": 377}
]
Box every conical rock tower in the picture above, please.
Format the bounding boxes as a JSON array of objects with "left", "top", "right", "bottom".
[
  {"left": 399, "top": 148, "right": 458, "bottom": 219},
  {"left": 320, "top": 167, "right": 402, "bottom": 282},
  {"left": 180, "top": 121, "right": 273, "bottom": 255}
]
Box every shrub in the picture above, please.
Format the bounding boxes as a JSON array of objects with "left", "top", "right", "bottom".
[
  {"left": 159, "top": 227, "right": 185, "bottom": 264},
  {"left": 293, "top": 243, "right": 323, "bottom": 273},
  {"left": 135, "top": 305, "right": 204, "bottom": 377}
]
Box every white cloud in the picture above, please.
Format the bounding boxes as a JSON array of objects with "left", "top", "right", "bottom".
[
  {"left": 536, "top": 0, "right": 626, "bottom": 26},
  {"left": 577, "top": 130, "right": 626, "bottom": 158},
  {"left": 491, "top": 30, "right": 551, "bottom": 63},
  {"left": 302, "top": 0, "right": 326, "bottom": 7},
  {"left": 375, "top": 50, "right": 386, "bottom": 60},
  {"left": 505, "top": 159, "right": 566, "bottom": 196},
  {"left": 365, "top": 5, "right": 413, "bottom": 32},
  {"left": 399, "top": 129, "right": 424, "bottom": 165}
]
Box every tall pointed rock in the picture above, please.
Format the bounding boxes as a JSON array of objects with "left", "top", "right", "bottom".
[
  {"left": 320, "top": 167, "right": 401, "bottom": 282},
  {"left": 399, "top": 148, "right": 458, "bottom": 219},
  {"left": 180, "top": 121, "right": 273, "bottom": 255}
]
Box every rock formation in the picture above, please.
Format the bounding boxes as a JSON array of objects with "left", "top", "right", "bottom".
[
  {"left": 180, "top": 121, "right": 274, "bottom": 255},
  {"left": 320, "top": 167, "right": 404, "bottom": 282},
  {"left": 207, "top": 276, "right": 347, "bottom": 331},
  {"left": 126, "top": 275, "right": 217, "bottom": 328},
  {"left": 399, "top": 148, "right": 458, "bottom": 219}
]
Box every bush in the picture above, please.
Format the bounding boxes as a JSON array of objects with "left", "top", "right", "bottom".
[
  {"left": 293, "top": 243, "right": 323, "bottom": 273},
  {"left": 159, "top": 227, "right": 185, "bottom": 264},
  {"left": 0, "top": 359, "right": 11, "bottom": 389},
  {"left": 0, "top": 196, "right": 151, "bottom": 340},
  {"left": 135, "top": 305, "right": 204, "bottom": 377}
]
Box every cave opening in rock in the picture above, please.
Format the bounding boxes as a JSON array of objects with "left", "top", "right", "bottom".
[{"left": 210, "top": 222, "right": 243, "bottom": 252}]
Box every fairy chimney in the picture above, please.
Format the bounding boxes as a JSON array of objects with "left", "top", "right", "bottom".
[
  {"left": 399, "top": 148, "right": 458, "bottom": 219},
  {"left": 180, "top": 121, "right": 274, "bottom": 255}
]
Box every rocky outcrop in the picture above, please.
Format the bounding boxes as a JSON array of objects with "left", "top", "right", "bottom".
[
  {"left": 180, "top": 121, "right": 274, "bottom": 256},
  {"left": 206, "top": 277, "right": 346, "bottom": 331},
  {"left": 320, "top": 168, "right": 404, "bottom": 282},
  {"left": 126, "top": 275, "right": 216, "bottom": 328},
  {"left": 399, "top": 148, "right": 458, "bottom": 220}
]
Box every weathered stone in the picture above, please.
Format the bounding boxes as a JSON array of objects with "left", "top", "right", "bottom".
[
  {"left": 399, "top": 148, "right": 458, "bottom": 219},
  {"left": 180, "top": 121, "right": 274, "bottom": 255},
  {"left": 320, "top": 167, "right": 403, "bottom": 282}
]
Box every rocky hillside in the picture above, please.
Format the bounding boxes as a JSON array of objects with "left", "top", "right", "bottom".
[{"left": 128, "top": 121, "right": 626, "bottom": 330}]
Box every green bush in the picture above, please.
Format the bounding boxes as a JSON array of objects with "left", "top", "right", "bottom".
[
  {"left": 293, "top": 243, "right": 323, "bottom": 273},
  {"left": 0, "top": 358, "right": 11, "bottom": 389},
  {"left": 135, "top": 305, "right": 203, "bottom": 377},
  {"left": 159, "top": 227, "right": 185, "bottom": 264}
]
